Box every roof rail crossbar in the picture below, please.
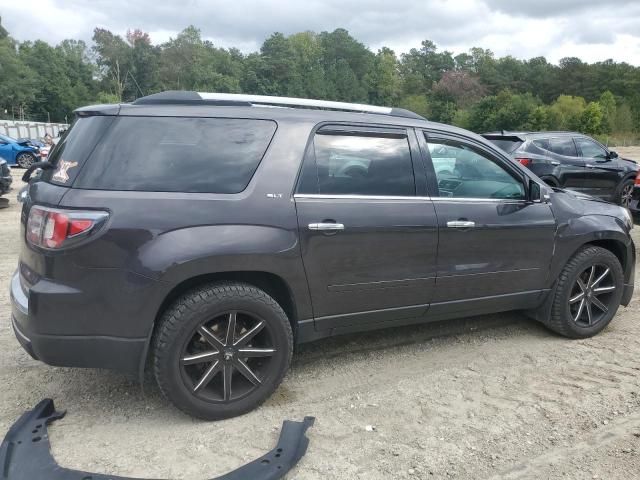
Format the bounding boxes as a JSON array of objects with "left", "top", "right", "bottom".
[{"left": 132, "top": 91, "right": 425, "bottom": 120}]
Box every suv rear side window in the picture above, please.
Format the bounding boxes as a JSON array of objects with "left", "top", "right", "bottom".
[
  {"left": 300, "top": 130, "right": 415, "bottom": 196},
  {"left": 73, "top": 117, "right": 276, "bottom": 193}
]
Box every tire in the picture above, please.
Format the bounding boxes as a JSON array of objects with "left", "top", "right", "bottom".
[
  {"left": 16, "top": 152, "right": 36, "bottom": 169},
  {"left": 615, "top": 178, "right": 634, "bottom": 209},
  {"left": 153, "top": 282, "right": 293, "bottom": 420},
  {"left": 545, "top": 246, "right": 624, "bottom": 338}
]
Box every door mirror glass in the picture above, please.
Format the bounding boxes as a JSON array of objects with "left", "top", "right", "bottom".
[{"left": 529, "top": 180, "right": 542, "bottom": 202}]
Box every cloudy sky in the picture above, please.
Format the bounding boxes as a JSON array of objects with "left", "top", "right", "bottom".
[{"left": 2, "top": 0, "right": 640, "bottom": 64}]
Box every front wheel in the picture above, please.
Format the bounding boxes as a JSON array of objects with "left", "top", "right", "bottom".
[
  {"left": 153, "top": 282, "right": 293, "bottom": 420},
  {"left": 16, "top": 152, "right": 36, "bottom": 169},
  {"left": 545, "top": 246, "right": 624, "bottom": 338}
]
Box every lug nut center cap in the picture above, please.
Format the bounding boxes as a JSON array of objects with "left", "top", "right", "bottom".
[{"left": 223, "top": 349, "right": 234, "bottom": 361}]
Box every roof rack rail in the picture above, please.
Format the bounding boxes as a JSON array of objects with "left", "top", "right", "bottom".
[{"left": 132, "top": 91, "right": 426, "bottom": 120}]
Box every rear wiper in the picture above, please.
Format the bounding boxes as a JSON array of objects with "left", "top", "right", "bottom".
[{"left": 22, "top": 162, "right": 53, "bottom": 183}]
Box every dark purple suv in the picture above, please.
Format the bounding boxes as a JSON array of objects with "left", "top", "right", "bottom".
[{"left": 11, "top": 92, "right": 636, "bottom": 419}]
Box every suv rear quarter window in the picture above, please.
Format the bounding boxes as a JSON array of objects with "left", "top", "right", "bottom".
[{"left": 72, "top": 117, "right": 276, "bottom": 194}]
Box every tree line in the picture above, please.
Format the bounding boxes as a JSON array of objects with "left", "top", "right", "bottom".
[{"left": 1, "top": 20, "right": 640, "bottom": 142}]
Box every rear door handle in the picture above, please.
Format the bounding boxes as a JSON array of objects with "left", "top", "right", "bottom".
[
  {"left": 447, "top": 220, "right": 475, "bottom": 228},
  {"left": 308, "top": 223, "right": 345, "bottom": 231}
]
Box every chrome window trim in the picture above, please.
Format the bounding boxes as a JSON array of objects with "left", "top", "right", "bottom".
[
  {"left": 293, "top": 193, "right": 526, "bottom": 203},
  {"left": 293, "top": 194, "right": 430, "bottom": 200}
]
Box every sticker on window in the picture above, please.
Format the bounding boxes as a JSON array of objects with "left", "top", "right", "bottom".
[{"left": 52, "top": 160, "right": 78, "bottom": 183}]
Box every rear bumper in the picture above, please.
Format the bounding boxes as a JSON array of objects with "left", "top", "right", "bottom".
[{"left": 10, "top": 270, "right": 146, "bottom": 374}]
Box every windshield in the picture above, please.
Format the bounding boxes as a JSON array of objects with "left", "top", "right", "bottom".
[{"left": 0, "top": 134, "right": 17, "bottom": 143}]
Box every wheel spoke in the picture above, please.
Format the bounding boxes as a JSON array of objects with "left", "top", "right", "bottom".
[
  {"left": 223, "top": 363, "right": 233, "bottom": 401},
  {"left": 198, "top": 326, "right": 225, "bottom": 350},
  {"left": 181, "top": 351, "right": 218, "bottom": 365},
  {"left": 574, "top": 298, "right": 586, "bottom": 322},
  {"left": 234, "top": 321, "right": 265, "bottom": 347},
  {"left": 576, "top": 278, "right": 587, "bottom": 293},
  {"left": 234, "top": 359, "right": 261, "bottom": 385},
  {"left": 591, "top": 296, "right": 608, "bottom": 313},
  {"left": 591, "top": 268, "right": 610, "bottom": 288},
  {"left": 193, "top": 360, "right": 221, "bottom": 392},
  {"left": 586, "top": 265, "right": 596, "bottom": 288},
  {"left": 569, "top": 291, "right": 585, "bottom": 304},
  {"left": 594, "top": 285, "right": 615, "bottom": 294},
  {"left": 586, "top": 301, "right": 593, "bottom": 326},
  {"left": 225, "top": 311, "right": 237, "bottom": 346},
  {"left": 237, "top": 347, "right": 276, "bottom": 358}
]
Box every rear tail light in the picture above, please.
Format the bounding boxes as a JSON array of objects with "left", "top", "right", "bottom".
[
  {"left": 635, "top": 170, "right": 640, "bottom": 186},
  {"left": 515, "top": 157, "right": 532, "bottom": 167},
  {"left": 26, "top": 206, "right": 109, "bottom": 249}
]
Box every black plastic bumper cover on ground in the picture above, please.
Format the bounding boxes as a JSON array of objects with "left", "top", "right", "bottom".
[{"left": 0, "top": 399, "right": 314, "bottom": 480}]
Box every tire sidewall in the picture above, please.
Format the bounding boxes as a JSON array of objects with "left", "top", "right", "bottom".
[
  {"left": 155, "top": 285, "right": 292, "bottom": 420},
  {"left": 557, "top": 249, "right": 624, "bottom": 338}
]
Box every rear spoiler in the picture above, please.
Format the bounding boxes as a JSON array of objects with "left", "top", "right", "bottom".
[{"left": 481, "top": 133, "right": 525, "bottom": 142}]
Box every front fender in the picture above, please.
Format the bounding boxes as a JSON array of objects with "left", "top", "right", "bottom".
[{"left": 548, "top": 214, "right": 632, "bottom": 284}]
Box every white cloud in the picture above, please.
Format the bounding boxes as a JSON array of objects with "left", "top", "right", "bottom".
[{"left": 0, "top": 0, "right": 639, "bottom": 65}]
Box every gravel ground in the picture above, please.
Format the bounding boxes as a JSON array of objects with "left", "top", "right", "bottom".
[{"left": 1, "top": 149, "right": 640, "bottom": 479}]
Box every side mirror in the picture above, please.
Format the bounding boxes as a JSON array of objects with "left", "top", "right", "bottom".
[
  {"left": 608, "top": 150, "right": 618, "bottom": 159},
  {"left": 529, "top": 180, "right": 542, "bottom": 202}
]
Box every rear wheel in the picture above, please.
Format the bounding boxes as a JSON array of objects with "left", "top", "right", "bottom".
[
  {"left": 153, "top": 282, "right": 293, "bottom": 420},
  {"left": 545, "top": 246, "right": 624, "bottom": 338},
  {"left": 16, "top": 152, "right": 35, "bottom": 169},
  {"left": 616, "top": 178, "right": 634, "bottom": 208}
]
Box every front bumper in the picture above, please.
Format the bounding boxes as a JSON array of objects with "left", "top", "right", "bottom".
[{"left": 10, "top": 270, "right": 146, "bottom": 374}]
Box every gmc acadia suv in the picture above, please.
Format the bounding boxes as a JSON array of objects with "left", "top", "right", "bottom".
[{"left": 10, "top": 91, "right": 636, "bottom": 419}]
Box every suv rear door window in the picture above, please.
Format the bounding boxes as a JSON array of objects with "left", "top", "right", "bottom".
[
  {"left": 546, "top": 137, "right": 578, "bottom": 157},
  {"left": 73, "top": 117, "right": 276, "bottom": 194},
  {"left": 303, "top": 128, "right": 415, "bottom": 196}
]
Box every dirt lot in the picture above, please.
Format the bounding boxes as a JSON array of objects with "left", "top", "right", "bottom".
[{"left": 1, "top": 149, "right": 640, "bottom": 479}]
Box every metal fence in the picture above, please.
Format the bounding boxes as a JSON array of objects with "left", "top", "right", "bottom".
[{"left": 0, "top": 120, "right": 70, "bottom": 140}]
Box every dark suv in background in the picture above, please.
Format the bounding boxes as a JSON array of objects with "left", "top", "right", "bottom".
[
  {"left": 11, "top": 92, "right": 635, "bottom": 419},
  {"left": 482, "top": 131, "right": 639, "bottom": 210}
]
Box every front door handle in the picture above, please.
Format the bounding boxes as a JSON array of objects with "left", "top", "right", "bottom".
[
  {"left": 447, "top": 220, "right": 475, "bottom": 228},
  {"left": 308, "top": 222, "right": 345, "bottom": 231}
]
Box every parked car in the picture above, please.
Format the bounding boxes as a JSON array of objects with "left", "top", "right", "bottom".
[
  {"left": 0, "top": 134, "right": 39, "bottom": 168},
  {"left": 0, "top": 159, "right": 12, "bottom": 197},
  {"left": 482, "top": 131, "right": 639, "bottom": 209},
  {"left": 11, "top": 92, "right": 635, "bottom": 420}
]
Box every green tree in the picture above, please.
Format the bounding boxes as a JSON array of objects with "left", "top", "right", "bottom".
[{"left": 580, "top": 102, "right": 604, "bottom": 135}]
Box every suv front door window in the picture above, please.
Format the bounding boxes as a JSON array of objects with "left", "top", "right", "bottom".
[
  {"left": 428, "top": 140, "right": 525, "bottom": 200},
  {"left": 295, "top": 125, "right": 438, "bottom": 328}
]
